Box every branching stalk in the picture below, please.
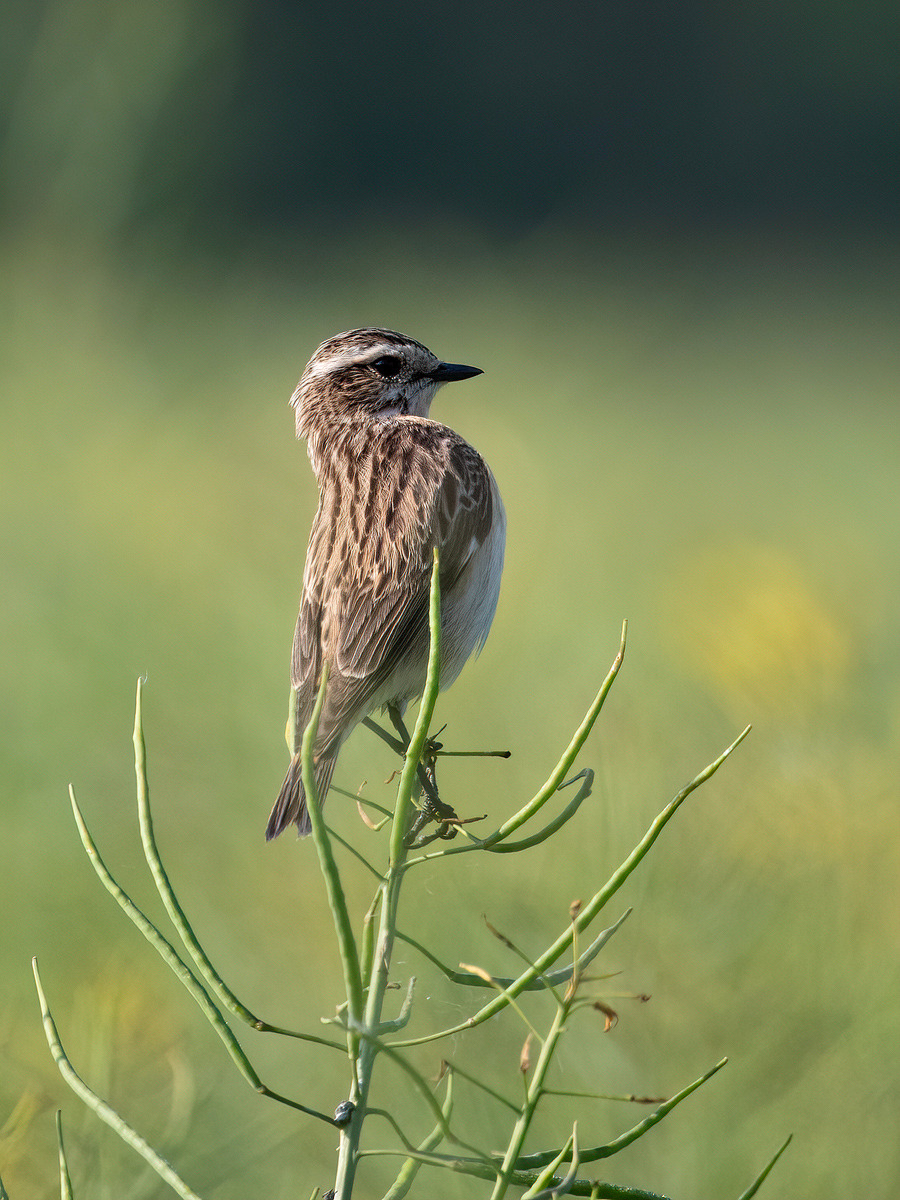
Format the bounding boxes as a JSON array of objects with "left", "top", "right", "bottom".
[
  {"left": 39, "top": 569, "right": 779, "bottom": 1200},
  {"left": 393, "top": 728, "right": 750, "bottom": 1048},
  {"left": 69, "top": 786, "right": 339, "bottom": 1119},
  {"left": 33, "top": 959, "right": 205, "bottom": 1200},
  {"left": 332, "top": 548, "right": 444, "bottom": 1199}
]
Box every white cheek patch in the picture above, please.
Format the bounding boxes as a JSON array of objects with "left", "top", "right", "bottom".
[{"left": 405, "top": 380, "right": 438, "bottom": 417}]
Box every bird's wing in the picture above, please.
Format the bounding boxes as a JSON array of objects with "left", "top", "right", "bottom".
[
  {"left": 334, "top": 434, "right": 496, "bottom": 680},
  {"left": 290, "top": 498, "right": 328, "bottom": 697},
  {"left": 289, "top": 427, "right": 495, "bottom": 751}
]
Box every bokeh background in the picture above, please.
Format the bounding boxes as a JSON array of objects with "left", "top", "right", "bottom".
[{"left": 1, "top": 1, "right": 897, "bottom": 1197}]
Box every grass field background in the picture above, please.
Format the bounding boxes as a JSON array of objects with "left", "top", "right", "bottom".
[{"left": 2, "top": 226, "right": 898, "bottom": 1198}]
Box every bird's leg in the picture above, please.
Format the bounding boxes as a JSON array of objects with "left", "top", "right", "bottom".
[
  {"left": 412, "top": 725, "right": 459, "bottom": 836},
  {"left": 418, "top": 733, "right": 455, "bottom": 823},
  {"left": 385, "top": 706, "right": 445, "bottom": 810},
  {"left": 380, "top": 706, "right": 459, "bottom": 841},
  {"left": 384, "top": 704, "right": 411, "bottom": 749},
  {"left": 361, "top": 715, "right": 406, "bottom": 757}
]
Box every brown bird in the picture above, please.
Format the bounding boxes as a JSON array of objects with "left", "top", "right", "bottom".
[{"left": 267, "top": 328, "right": 505, "bottom": 839}]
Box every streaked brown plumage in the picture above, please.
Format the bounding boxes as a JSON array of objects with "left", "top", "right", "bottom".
[{"left": 267, "top": 328, "right": 505, "bottom": 839}]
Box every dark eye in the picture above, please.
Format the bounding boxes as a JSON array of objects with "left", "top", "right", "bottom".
[{"left": 371, "top": 355, "right": 402, "bottom": 378}]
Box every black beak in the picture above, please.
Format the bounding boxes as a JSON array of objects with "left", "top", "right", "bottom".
[{"left": 430, "top": 361, "right": 483, "bottom": 383}]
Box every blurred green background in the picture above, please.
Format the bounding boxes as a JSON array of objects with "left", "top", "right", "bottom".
[{"left": 1, "top": 1, "right": 897, "bottom": 1197}]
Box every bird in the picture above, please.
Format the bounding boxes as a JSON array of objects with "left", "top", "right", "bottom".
[{"left": 267, "top": 327, "right": 505, "bottom": 840}]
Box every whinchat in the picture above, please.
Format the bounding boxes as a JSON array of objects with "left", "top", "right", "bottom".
[{"left": 267, "top": 328, "right": 505, "bottom": 840}]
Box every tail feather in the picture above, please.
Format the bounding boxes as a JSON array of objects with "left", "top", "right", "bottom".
[{"left": 266, "top": 753, "right": 337, "bottom": 841}]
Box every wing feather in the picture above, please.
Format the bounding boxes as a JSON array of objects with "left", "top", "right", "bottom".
[{"left": 289, "top": 421, "right": 495, "bottom": 754}]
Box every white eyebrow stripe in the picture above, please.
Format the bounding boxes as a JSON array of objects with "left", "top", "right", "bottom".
[{"left": 306, "top": 343, "right": 398, "bottom": 380}]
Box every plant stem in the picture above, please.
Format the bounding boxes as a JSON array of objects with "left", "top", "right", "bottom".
[
  {"left": 488, "top": 998, "right": 570, "bottom": 1200},
  {"left": 332, "top": 550, "right": 443, "bottom": 1199}
]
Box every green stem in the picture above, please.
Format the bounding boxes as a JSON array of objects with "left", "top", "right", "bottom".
[
  {"left": 381, "top": 1070, "right": 454, "bottom": 1200},
  {"left": 429, "top": 621, "right": 627, "bottom": 858},
  {"left": 33, "top": 959, "right": 205, "bottom": 1200},
  {"left": 56, "top": 1111, "right": 73, "bottom": 1200},
  {"left": 69, "top": 788, "right": 337, "bottom": 1118},
  {"left": 132, "top": 681, "right": 259, "bottom": 1026},
  {"left": 394, "top": 726, "right": 750, "bottom": 1048},
  {"left": 736, "top": 1134, "right": 793, "bottom": 1200},
  {"left": 489, "top": 997, "right": 570, "bottom": 1200},
  {"left": 514, "top": 1059, "right": 728, "bottom": 1169},
  {"left": 484, "top": 622, "right": 626, "bottom": 845},
  {"left": 301, "top": 659, "right": 367, "bottom": 1147},
  {"left": 304, "top": 662, "right": 365, "bottom": 1029},
  {"left": 392, "top": 912, "right": 629, "bottom": 1049},
  {"left": 395, "top": 914, "right": 629, "bottom": 992},
  {"left": 333, "top": 549, "right": 443, "bottom": 1199}
]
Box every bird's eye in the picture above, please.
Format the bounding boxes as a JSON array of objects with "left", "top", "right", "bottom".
[{"left": 371, "top": 355, "right": 402, "bottom": 378}]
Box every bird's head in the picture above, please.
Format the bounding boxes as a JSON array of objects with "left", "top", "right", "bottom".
[{"left": 291, "top": 328, "right": 482, "bottom": 440}]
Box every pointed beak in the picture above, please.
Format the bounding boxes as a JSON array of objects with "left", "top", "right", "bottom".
[{"left": 430, "top": 361, "right": 483, "bottom": 383}]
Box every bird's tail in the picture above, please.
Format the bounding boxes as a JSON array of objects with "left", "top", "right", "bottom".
[{"left": 266, "top": 753, "right": 337, "bottom": 840}]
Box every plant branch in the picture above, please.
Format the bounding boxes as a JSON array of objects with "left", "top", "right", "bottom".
[
  {"left": 393, "top": 726, "right": 750, "bottom": 1047},
  {"left": 380, "top": 1069, "right": 455, "bottom": 1200},
  {"left": 332, "top": 549, "right": 444, "bottom": 1199},
  {"left": 133, "top": 681, "right": 260, "bottom": 1026},
  {"left": 394, "top": 914, "right": 630, "bottom": 993},
  {"left": 69, "top": 786, "right": 341, "bottom": 1117},
  {"left": 55, "top": 1111, "right": 73, "bottom": 1200},
  {"left": 33, "top": 958, "right": 205, "bottom": 1200},
  {"left": 736, "top": 1135, "right": 793, "bottom": 1200},
  {"left": 433, "top": 621, "right": 627, "bottom": 858},
  {"left": 304, "top": 662, "right": 366, "bottom": 1034},
  {"left": 514, "top": 1059, "right": 728, "bottom": 1169},
  {"left": 391, "top": 912, "right": 629, "bottom": 1049},
  {"left": 131, "top": 681, "right": 344, "bottom": 1047}
]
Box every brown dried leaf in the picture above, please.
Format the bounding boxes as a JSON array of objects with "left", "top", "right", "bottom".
[
  {"left": 483, "top": 916, "right": 516, "bottom": 951},
  {"left": 459, "top": 962, "right": 494, "bottom": 984},
  {"left": 594, "top": 1000, "right": 619, "bottom": 1031},
  {"left": 355, "top": 799, "right": 378, "bottom": 829},
  {"left": 520, "top": 1033, "right": 533, "bottom": 1074}
]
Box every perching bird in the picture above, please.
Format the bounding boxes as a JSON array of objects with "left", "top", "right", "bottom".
[{"left": 267, "top": 328, "right": 505, "bottom": 839}]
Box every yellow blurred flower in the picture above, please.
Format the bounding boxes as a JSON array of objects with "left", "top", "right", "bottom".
[{"left": 665, "top": 545, "right": 850, "bottom": 721}]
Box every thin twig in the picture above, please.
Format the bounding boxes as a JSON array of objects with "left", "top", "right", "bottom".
[{"left": 33, "top": 959, "right": 205, "bottom": 1200}]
